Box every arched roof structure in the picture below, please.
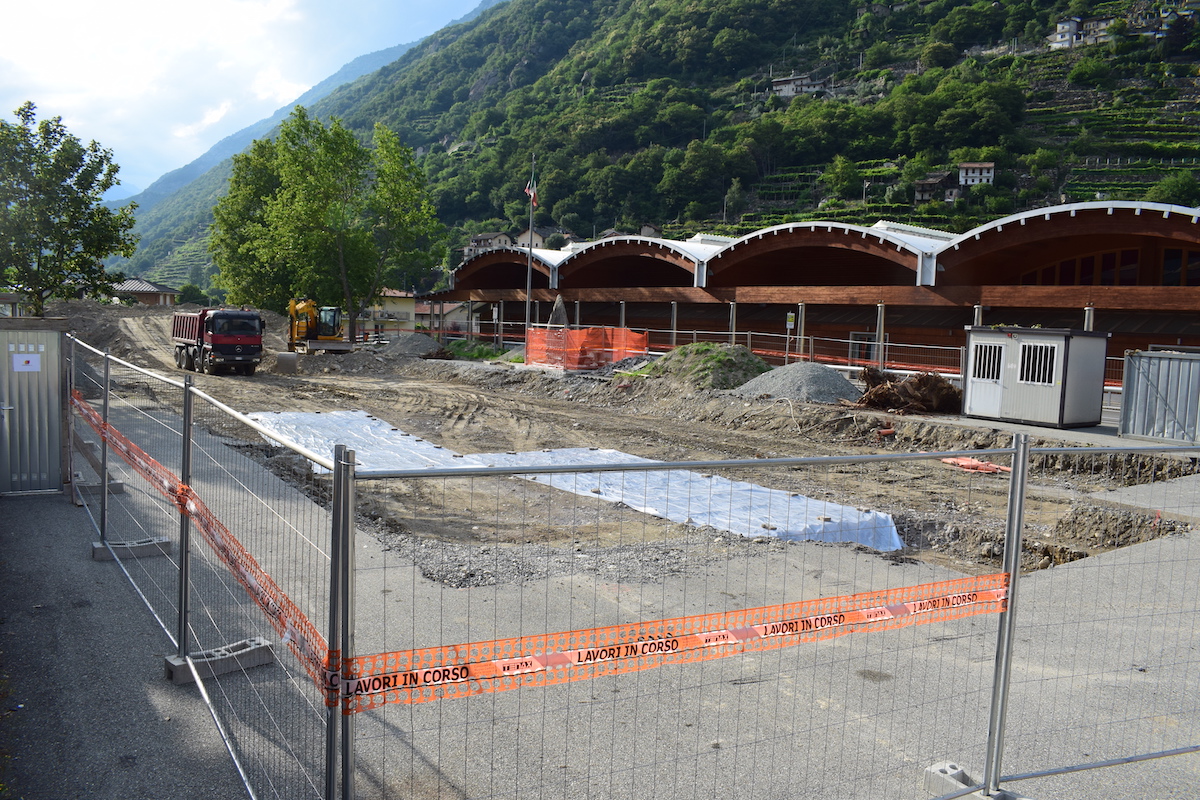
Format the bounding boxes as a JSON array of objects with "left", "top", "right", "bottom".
[
  {"left": 435, "top": 201, "right": 1200, "bottom": 349},
  {"left": 555, "top": 236, "right": 720, "bottom": 289},
  {"left": 706, "top": 221, "right": 945, "bottom": 288},
  {"left": 934, "top": 202, "right": 1200, "bottom": 287}
]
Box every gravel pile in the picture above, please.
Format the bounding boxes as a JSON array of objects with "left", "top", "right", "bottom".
[
  {"left": 730, "top": 361, "right": 862, "bottom": 404},
  {"left": 377, "top": 331, "right": 444, "bottom": 357}
]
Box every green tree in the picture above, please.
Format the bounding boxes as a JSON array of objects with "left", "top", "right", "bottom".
[
  {"left": 821, "top": 155, "right": 862, "bottom": 200},
  {"left": 1068, "top": 57, "right": 1113, "bottom": 89},
  {"left": 920, "top": 41, "right": 959, "bottom": 70},
  {"left": 211, "top": 107, "right": 447, "bottom": 340},
  {"left": 0, "top": 102, "right": 137, "bottom": 315},
  {"left": 176, "top": 283, "right": 210, "bottom": 306},
  {"left": 1143, "top": 172, "right": 1200, "bottom": 207}
]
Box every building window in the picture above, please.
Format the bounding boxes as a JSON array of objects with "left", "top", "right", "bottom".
[
  {"left": 1100, "top": 252, "right": 1117, "bottom": 285},
  {"left": 972, "top": 343, "right": 1003, "bottom": 381},
  {"left": 1188, "top": 251, "right": 1200, "bottom": 287},
  {"left": 1079, "top": 255, "right": 1095, "bottom": 285},
  {"left": 1119, "top": 250, "right": 1138, "bottom": 286},
  {"left": 1164, "top": 249, "right": 1183, "bottom": 285},
  {"left": 1059, "top": 258, "right": 1076, "bottom": 285},
  {"left": 1019, "top": 343, "right": 1056, "bottom": 385}
]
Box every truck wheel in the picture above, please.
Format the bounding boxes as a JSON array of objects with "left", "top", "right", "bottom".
[
  {"left": 174, "top": 347, "right": 183, "bottom": 368},
  {"left": 183, "top": 349, "right": 196, "bottom": 371},
  {"left": 198, "top": 353, "right": 209, "bottom": 374},
  {"left": 243, "top": 365, "right": 256, "bottom": 377}
]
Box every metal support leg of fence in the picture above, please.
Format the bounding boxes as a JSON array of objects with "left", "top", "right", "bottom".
[
  {"left": 339, "top": 448, "right": 358, "bottom": 800},
  {"left": 100, "top": 351, "right": 111, "bottom": 542},
  {"left": 67, "top": 337, "right": 77, "bottom": 505},
  {"left": 982, "top": 432, "right": 1030, "bottom": 796},
  {"left": 325, "top": 443, "right": 347, "bottom": 800},
  {"left": 876, "top": 303, "right": 886, "bottom": 370},
  {"left": 175, "top": 375, "right": 195, "bottom": 659}
]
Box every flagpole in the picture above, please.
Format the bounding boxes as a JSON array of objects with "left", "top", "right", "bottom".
[{"left": 525, "top": 153, "right": 535, "bottom": 336}]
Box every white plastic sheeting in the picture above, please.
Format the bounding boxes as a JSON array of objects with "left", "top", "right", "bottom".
[{"left": 247, "top": 410, "right": 902, "bottom": 551}]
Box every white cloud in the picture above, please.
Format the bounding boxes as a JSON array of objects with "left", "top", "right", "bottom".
[
  {"left": 0, "top": 0, "right": 481, "bottom": 191},
  {"left": 173, "top": 102, "right": 234, "bottom": 140}
]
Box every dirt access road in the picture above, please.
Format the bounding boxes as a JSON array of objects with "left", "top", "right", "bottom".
[{"left": 59, "top": 301, "right": 1194, "bottom": 575}]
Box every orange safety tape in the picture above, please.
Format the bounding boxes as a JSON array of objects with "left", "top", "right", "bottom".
[
  {"left": 339, "top": 573, "right": 1008, "bottom": 711},
  {"left": 72, "top": 391, "right": 331, "bottom": 691}
]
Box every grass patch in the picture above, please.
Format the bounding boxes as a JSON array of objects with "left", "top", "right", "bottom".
[{"left": 446, "top": 340, "right": 504, "bottom": 360}]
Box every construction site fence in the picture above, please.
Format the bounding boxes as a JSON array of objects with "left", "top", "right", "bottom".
[
  {"left": 64, "top": 334, "right": 1199, "bottom": 799},
  {"left": 456, "top": 322, "right": 1127, "bottom": 415}
]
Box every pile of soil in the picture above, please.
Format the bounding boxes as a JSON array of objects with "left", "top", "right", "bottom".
[
  {"left": 730, "top": 361, "right": 862, "bottom": 404},
  {"left": 647, "top": 342, "right": 770, "bottom": 390}
]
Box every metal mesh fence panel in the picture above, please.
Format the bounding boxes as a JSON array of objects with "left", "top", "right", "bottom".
[
  {"left": 991, "top": 445, "right": 1200, "bottom": 798},
  {"left": 185, "top": 393, "right": 335, "bottom": 799},
  {"left": 67, "top": 338, "right": 337, "bottom": 799},
  {"left": 343, "top": 450, "right": 1020, "bottom": 800},
  {"left": 69, "top": 339, "right": 186, "bottom": 631}
]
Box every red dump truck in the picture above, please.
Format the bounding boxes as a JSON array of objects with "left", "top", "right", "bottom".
[{"left": 171, "top": 308, "right": 265, "bottom": 376}]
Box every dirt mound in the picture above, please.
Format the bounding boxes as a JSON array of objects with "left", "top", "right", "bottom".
[
  {"left": 855, "top": 368, "right": 962, "bottom": 414},
  {"left": 647, "top": 343, "right": 770, "bottom": 390},
  {"left": 731, "top": 361, "right": 861, "bottom": 404}
]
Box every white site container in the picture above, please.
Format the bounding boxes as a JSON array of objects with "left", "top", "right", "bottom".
[{"left": 962, "top": 326, "right": 1109, "bottom": 428}]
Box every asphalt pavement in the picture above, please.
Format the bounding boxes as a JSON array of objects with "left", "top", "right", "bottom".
[
  {"left": 0, "top": 493, "right": 248, "bottom": 800},
  {"left": 3, "top": 414, "right": 1199, "bottom": 799}
]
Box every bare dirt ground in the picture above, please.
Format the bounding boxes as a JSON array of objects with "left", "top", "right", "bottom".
[{"left": 56, "top": 300, "right": 1195, "bottom": 578}]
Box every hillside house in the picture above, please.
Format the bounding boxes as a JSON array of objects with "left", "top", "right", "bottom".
[
  {"left": 914, "top": 171, "right": 957, "bottom": 204},
  {"left": 516, "top": 226, "right": 583, "bottom": 250},
  {"left": 770, "top": 73, "right": 830, "bottom": 99},
  {"left": 464, "top": 232, "right": 513, "bottom": 258},
  {"left": 959, "top": 162, "right": 995, "bottom": 188},
  {"left": 113, "top": 278, "right": 179, "bottom": 306},
  {"left": 1048, "top": 15, "right": 1117, "bottom": 48}
]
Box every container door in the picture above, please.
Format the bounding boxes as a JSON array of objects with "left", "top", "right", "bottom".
[
  {"left": 1, "top": 330, "right": 62, "bottom": 493},
  {"left": 967, "top": 341, "right": 1004, "bottom": 417}
]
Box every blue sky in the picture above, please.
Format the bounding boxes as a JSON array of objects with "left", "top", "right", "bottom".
[{"left": 0, "top": 0, "right": 482, "bottom": 195}]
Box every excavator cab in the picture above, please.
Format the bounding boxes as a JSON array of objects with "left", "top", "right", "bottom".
[
  {"left": 316, "top": 306, "right": 341, "bottom": 339},
  {"left": 288, "top": 298, "right": 353, "bottom": 353}
]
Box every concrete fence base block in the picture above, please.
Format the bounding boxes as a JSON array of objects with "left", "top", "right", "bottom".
[
  {"left": 73, "top": 480, "right": 125, "bottom": 496},
  {"left": 164, "top": 636, "right": 275, "bottom": 685},
  {"left": 275, "top": 351, "right": 299, "bottom": 373},
  {"left": 923, "top": 762, "right": 1031, "bottom": 799},
  {"left": 91, "top": 537, "right": 172, "bottom": 561}
]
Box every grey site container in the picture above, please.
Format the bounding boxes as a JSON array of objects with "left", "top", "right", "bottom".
[
  {"left": 962, "top": 326, "right": 1110, "bottom": 428},
  {"left": 1119, "top": 349, "right": 1200, "bottom": 443}
]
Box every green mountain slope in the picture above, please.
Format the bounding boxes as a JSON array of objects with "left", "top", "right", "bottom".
[{"left": 115, "top": 0, "right": 1200, "bottom": 292}]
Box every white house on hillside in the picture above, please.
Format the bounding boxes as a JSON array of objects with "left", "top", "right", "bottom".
[
  {"left": 770, "top": 72, "right": 830, "bottom": 99},
  {"left": 959, "top": 162, "right": 995, "bottom": 188}
]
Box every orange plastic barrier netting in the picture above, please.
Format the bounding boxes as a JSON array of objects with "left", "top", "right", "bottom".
[
  {"left": 339, "top": 573, "right": 1009, "bottom": 711},
  {"left": 525, "top": 327, "right": 649, "bottom": 370},
  {"left": 72, "top": 391, "right": 331, "bottom": 688}
]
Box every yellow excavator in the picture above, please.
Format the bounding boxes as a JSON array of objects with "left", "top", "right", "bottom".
[{"left": 287, "top": 299, "right": 354, "bottom": 353}]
